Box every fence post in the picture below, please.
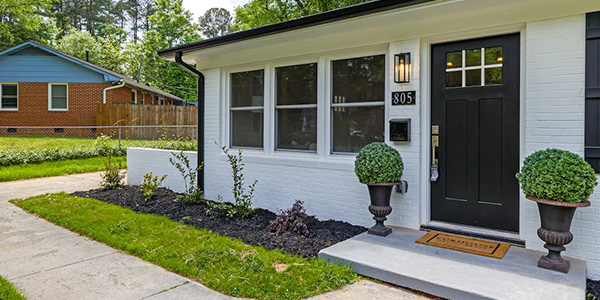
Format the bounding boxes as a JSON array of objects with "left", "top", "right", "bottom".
[{"left": 118, "top": 125, "right": 122, "bottom": 149}]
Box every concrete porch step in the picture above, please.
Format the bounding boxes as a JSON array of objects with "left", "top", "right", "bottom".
[{"left": 319, "top": 227, "right": 586, "bottom": 300}]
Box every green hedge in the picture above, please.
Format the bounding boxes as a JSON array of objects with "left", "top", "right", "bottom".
[
  {"left": 0, "top": 139, "right": 196, "bottom": 167},
  {"left": 516, "top": 148, "right": 597, "bottom": 203},
  {"left": 354, "top": 142, "right": 403, "bottom": 184}
]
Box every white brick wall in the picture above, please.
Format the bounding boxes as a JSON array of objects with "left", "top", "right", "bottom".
[{"left": 524, "top": 14, "right": 600, "bottom": 279}]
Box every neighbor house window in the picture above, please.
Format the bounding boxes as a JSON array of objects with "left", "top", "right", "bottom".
[
  {"left": 275, "top": 63, "right": 317, "bottom": 152},
  {"left": 230, "top": 69, "right": 264, "bottom": 149},
  {"left": 331, "top": 55, "right": 385, "bottom": 153},
  {"left": 0, "top": 84, "right": 18, "bottom": 110},
  {"left": 131, "top": 90, "right": 137, "bottom": 104},
  {"left": 49, "top": 84, "right": 68, "bottom": 110}
]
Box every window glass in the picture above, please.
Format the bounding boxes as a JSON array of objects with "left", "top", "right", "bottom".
[
  {"left": 1, "top": 84, "right": 17, "bottom": 109},
  {"left": 51, "top": 84, "right": 67, "bottom": 109},
  {"left": 332, "top": 106, "right": 384, "bottom": 153},
  {"left": 332, "top": 55, "right": 385, "bottom": 104},
  {"left": 465, "top": 49, "right": 481, "bottom": 67},
  {"left": 231, "top": 70, "right": 264, "bottom": 148},
  {"left": 276, "top": 63, "right": 317, "bottom": 151},
  {"left": 485, "top": 47, "right": 503, "bottom": 65},
  {"left": 485, "top": 67, "right": 503, "bottom": 85},
  {"left": 232, "top": 70, "right": 264, "bottom": 107},
  {"left": 331, "top": 55, "right": 385, "bottom": 153},
  {"left": 446, "top": 71, "right": 462, "bottom": 88},
  {"left": 446, "top": 51, "right": 462, "bottom": 68},
  {"left": 465, "top": 69, "right": 481, "bottom": 86}
]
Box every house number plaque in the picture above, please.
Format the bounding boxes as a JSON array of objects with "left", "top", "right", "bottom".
[{"left": 391, "top": 91, "right": 416, "bottom": 106}]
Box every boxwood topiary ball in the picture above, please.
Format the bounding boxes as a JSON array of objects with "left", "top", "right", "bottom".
[
  {"left": 516, "top": 148, "right": 598, "bottom": 203},
  {"left": 354, "top": 142, "right": 403, "bottom": 184}
]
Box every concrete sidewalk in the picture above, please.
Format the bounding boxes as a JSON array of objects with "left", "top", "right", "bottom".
[{"left": 0, "top": 172, "right": 429, "bottom": 300}]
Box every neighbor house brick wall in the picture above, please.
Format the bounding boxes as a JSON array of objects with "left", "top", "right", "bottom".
[{"left": 523, "top": 14, "right": 600, "bottom": 279}]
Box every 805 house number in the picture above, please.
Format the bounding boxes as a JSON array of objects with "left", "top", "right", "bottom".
[{"left": 392, "top": 91, "right": 416, "bottom": 106}]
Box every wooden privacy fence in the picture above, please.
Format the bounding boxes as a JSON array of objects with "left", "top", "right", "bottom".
[{"left": 97, "top": 104, "right": 197, "bottom": 140}]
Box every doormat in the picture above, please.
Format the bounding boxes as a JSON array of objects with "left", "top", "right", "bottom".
[{"left": 415, "top": 232, "right": 510, "bottom": 259}]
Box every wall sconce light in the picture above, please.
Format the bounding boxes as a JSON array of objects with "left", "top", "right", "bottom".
[{"left": 394, "top": 53, "right": 411, "bottom": 83}]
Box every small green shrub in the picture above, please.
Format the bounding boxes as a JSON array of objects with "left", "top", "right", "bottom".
[
  {"left": 219, "top": 144, "right": 257, "bottom": 218},
  {"left": 516, "top": 148, "right": 598, "bottom": 203},
  {"left": 169, "top": 150, "right": 203, "bottom": 204},
  {"left": 100, "top": 153, "right": 125, "bottom": 190},
  {"left": 141, "top": 172, "right": 167, "bottom": 201},
  {"left": 354, "top": 142, "right": 403, "bottom": 184}
]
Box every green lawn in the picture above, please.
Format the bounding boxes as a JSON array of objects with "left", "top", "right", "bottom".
[
  {"left": 0, "top": 276, "right": 26, "bottom": 300},
  {"left": 0, "top": 157, "right": 126, "bottom": 182},
  {"left": 12, "top": 193, "right": 356, "bottom": 300}
]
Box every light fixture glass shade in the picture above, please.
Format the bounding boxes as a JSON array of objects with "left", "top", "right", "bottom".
[{"left": 394, "top": 53, "right": 411, "bottom": 83}]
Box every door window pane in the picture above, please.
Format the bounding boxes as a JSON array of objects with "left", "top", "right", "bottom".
[
  {"left": 332, "top": 106, "right": 384, "bottom": 153},
  {"left": 446, "top": 71, "right": 462, "bottom": 88},
  {"left": 465, "top": 70, "right": 481, "bottom": 86},
  {"left": 485, "top": 47, "right": 503, "bottom": 65},
  {"left": 485, "top": 67, "right": 503, "bottom": 85},
  {"left": 230, "top": 70, "right": 264, "bottom": 148},
  {"left": 465, "top": 49, "right": 481, "bottom": 67},
  {"left": 277, "top": 108, "right": 317, "bottom": 151},
  {"left": 1, "top": 84, "right": 17, "bottom": 109},
  {"left": 50, "top": 84, "right": 68, "bottom": 109},
  {"left": 446, "top": 51, "right": 462, "bottom": 68},
  {"left": 332, "top": 55, "right": 385, "bottom": 103}
]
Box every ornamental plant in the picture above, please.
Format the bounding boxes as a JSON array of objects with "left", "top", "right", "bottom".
[
  {"left": 354, "top": 142, "right": 404, "bottom": 184},
  {"left": 516, "top": 148, "right": 597, "bottom": 203}
]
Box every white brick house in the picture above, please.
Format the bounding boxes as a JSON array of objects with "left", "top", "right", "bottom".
[{"left": 146, "top": 0, "right": 600, "bottom": 279}]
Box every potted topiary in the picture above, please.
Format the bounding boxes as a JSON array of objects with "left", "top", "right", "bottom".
[
  {"left": 516, "top": 148, "right": 597, "bottom": 273},
  {"left": 355, "top": 142, "right": 404, "bottom": 237}
]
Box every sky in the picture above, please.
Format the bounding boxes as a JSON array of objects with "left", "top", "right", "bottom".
[{"left": 182, "top": 0, "right": 251, "bottom": 20}]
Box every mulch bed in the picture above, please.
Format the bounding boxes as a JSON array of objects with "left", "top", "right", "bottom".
[
  {"left": 588, "top": 279, "right": 600, "bottom": 300},
  {"left": 72, "top": 186, "right": 366, "bottom": 258}
]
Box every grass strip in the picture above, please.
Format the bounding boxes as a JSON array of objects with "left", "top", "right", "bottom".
[
  {"left": 0, "top": 157, "right": 126, "bottom": 182},
  {"left": 0, "top": 276, "right": 26, "bottom": 300},
  {"left": 11, "top": 193, "right": 356, "bottom": 300}
]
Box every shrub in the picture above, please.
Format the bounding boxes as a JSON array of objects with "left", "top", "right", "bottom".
[
  {"left": 268, "top": 200, "right": 309, "bottom": 236},
  {"left": 100, "top": 153, "right": 125, "bottom": 190},
  {"left": 141, "top": 172, "right": 167, "bottom": 201},
  {"left": 169, "top": 150, "right": 203, "bottom": 204},
  {"left": 219, "top": 145, "right": 257, "bottom": 218},
  {"left": 354, "top": 142, "right": 403, "bottom": 184},
  {"left": 516, "top": 148, "right": 598, "bottom": 203}
]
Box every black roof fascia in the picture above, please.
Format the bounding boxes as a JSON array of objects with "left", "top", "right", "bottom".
[{"left": 158, "top": 0, "right": 434, "bottom": 57}]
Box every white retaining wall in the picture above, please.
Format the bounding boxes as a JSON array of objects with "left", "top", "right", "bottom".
[{"left": 127, "top": 147, "right": 198, "bottom": 193}]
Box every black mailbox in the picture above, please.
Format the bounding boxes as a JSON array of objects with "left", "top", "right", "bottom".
[{"left": 390, "top": 119, "right": 411, "bottom": 142}]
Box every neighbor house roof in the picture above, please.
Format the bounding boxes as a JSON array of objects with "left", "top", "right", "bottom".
[
  {"left": 157, "top": 0, "right": 432, "bottom": 58},
  {"left": 0, "top": 41, "right": 187, "bottom": 103}
]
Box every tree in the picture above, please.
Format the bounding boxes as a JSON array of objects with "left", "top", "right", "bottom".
[
  {"left": 0, "top": 0, "right": 56, "bottom": 50},
  {"left": 234, "top": 0, "right": 369, "bottom": 30},
  {"left": 198, "top": 8, "right": 233, "bottom": 38},
  {"left": 54, "top": 28, "right": 102, "bottom": 64}
]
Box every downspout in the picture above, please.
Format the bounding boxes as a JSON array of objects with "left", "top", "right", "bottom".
[
  {"left": 103, "top": 81, "right": 126, "bottom": 104},
  {"left": 175, "top": 51, "right": 204, "bottom": 192}
]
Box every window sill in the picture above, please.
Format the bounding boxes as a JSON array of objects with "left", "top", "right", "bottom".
[
  {"left": 218, "top": 151, "right": 355, "bottom": 171},
  {"left": 48, "top": 109, "right": 68, "bottom": 112},
  {"left": 0, "top": 108, "right": 18, "bottom": 111}
]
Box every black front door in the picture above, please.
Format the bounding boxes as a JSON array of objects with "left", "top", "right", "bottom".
[{"left": 431, "top": 34, "right": 520, "bottom": 232}]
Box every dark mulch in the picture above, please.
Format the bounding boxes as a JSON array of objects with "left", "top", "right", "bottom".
[
  {"left": 71, "top": 186, "right": 366, "bottom": 258},
  {"left": 588, "top": 279, "right": 600, "bottom": 300}
]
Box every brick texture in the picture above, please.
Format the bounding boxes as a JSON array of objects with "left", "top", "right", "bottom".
[{"left": 0, "top": 82, "right": 174, "bottom": 128}]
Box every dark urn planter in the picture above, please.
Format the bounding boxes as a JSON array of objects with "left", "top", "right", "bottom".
[
  {"left": 364, "top": 182, "right": 398, "bottom": 237},
  {"left": 527, "top": 196, "right": 590, "bottom": 273}
]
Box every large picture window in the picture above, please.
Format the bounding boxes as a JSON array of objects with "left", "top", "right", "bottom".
[
  {"left": 231, "top": 70, "right": 264, "bottom": 148},
  {"left": 49, "top": 84, "right": 68, "bottom": 110},
  {"left": 276, "top": 63, "right": 317, "bottom": 151},
  {"left": 331, "top": 55, "right": 385, "bottom": 153},
  {"left": 0, "top": 84, "right": 18, "bottom": 110}
]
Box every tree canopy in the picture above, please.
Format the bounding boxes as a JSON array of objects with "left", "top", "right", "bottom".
[{"left": 0, "top": 0, "right": 370, "bottom": 102}]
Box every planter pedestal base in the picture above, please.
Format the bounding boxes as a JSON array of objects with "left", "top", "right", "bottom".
[
  {"left": 538, "top": 255, "right": 570, "bottom": 273},
  {"left": 368, "top": 214, "right": 392, "bottom": 237}
]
